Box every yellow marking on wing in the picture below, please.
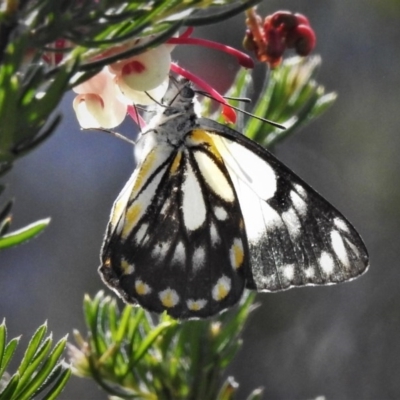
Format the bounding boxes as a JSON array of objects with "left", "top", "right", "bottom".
[
  {"left": 159, "top": 289, "right": 179, "bottom": 308},
  {"left": 189, "top": 129, "right": 223, "bottom": 161},
  {"left": 135, "top": 280, "right": 151, "bottom": 295},
  {"left": 121, "top": 203, "right": 141, "bottom": 239},
  {"left": 212, "top": 276, "right": 231, "bottom": 301},
  {"left": 120, "top": 259, "right": 134, "bottom": 275},
  {"left": 216, "top": 284, "right": 229, "bottom": 300},
  {"left": 170, "top": 151, "right": 182, "bottom": 174},
  {"left": 131, "top": 150, "right": 156, "bottom": 198},
  {"left": 103, "top": 258, "right": 111, "bottom": 268},
  {"left": 231, "top": 239, "right": 244, "bottom": 269},
  {"left": 187, "top": 299, "right": 206, "bottom": 311}
]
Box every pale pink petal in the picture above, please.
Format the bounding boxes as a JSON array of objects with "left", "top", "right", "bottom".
[
  {"left": 73, "top": 69, "right": 112, "bottom": 95},
  {"left": 111, "top": 45, "right": 171, "bottom": 92},
  {"left": 116, "top": 76, "right": 169, "bottom": 105},
  {"left": 73, "top": 93, "right": 126, "bottom": 129}
]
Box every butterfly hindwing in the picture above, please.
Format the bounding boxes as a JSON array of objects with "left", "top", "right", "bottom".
[
  {"left": 100, "top": 129, "right": 249, "bottom": 319},
  {"left": 100, "top": 79, "right": 368, "bottom": 320},
  {"left": 198, "top": 117, "right": 369, "bottom": 292}
]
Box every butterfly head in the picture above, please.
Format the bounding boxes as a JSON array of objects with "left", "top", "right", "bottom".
[{"left": 161, "top": 78, "right": 196, "bottom": 111}]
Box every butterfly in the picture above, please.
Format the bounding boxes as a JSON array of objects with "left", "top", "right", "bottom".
[{"left": 99, "top": 78, "right": 369, "bottom": 319}]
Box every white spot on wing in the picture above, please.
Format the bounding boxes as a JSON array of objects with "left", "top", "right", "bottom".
[
  {"left": 192, "top": 247, "right": 205, "bottom": 271},
  {"left": 331, "top": 230, "right": 350, "bottom": 268},
  {"left": 334, "top": 218, "right": 350, "bottom": 233},
  {"left": 210, "top": 223, "right": 220, "bottom": 246},
  {"left": 319, "top": 251, "right": 335, "bottom": 275},
  {"left": 194, "top": 151, "right": 234, "bottom": 201},
  {"left": 135, "top": 279, "right": 151, "bottom": 295},
  {"left": 282, "top": 207, "right": 301, "bottom": 238},
  {"left": 182, "top": 163, "right": 206, "bottom": 231},
  {"left": 290, "top": 190, "right": 307, "bottom": 217},
  {"left": 187, "top": 299, "right": 207, "bottom": 311},
  {"left": 160, "top": 199, "right": 170, "bottom": 215},
  {"left": 214, "top": 206, "right": 228, "bottom": 221},
  {"left": 345, "top": 237, "right": 360, "bottom": 257},
  {"left": 172, "top": 241, "right": 186, "bottom": 265},
  {"left": 294, "top": 184, "right": 307, "bottom": 198},
  {"left": 135, "top": 223, "right": 148, "bottom": 244},
  {"left": 212, "top": 275, "right": 231, "bottom": 301},
  {"left": 259, "top": 274, "right": 277, "bottom": 289},
  {"left": 281, "top": 264, "right": 295, "bottom": 281},
  {"left": 304, "top": 267, "right": 315, "bottom": 279},
  {"left": 152, "top": 241, "right": 170, "bottom": 259},
  {"left": 159, "top": 288, "right": 179, "bottom": 308}
]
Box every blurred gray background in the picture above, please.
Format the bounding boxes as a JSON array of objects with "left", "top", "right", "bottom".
[{"left": 1, "top": 0, "right": 399, "bottom": 398}]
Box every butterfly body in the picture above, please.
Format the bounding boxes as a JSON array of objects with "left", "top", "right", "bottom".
[{"left": 99, "top": 79, "right": 368, "bottom": 319}]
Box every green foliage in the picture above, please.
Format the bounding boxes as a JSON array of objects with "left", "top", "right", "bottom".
[
  {"left": 0, "top": 0, "right": 258, "bottom": 174},
  {"left": 0, "top": 193, "right": 50, "bottom": 250},
  {"left": 0, "top": 321, "right": 71, "bottom": 400},
  {"left": 70, "top": 291, "right": 261, "bottom": 399},
  {"left": 244, "top": 56, "right": 337, "bottom": 149},
  {"left": 202, "top": 56, "right": 336, "bottom": 151}
]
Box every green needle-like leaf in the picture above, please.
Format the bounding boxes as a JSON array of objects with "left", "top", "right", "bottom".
[
  {"left": 0, "top": 322, "right": 5, "bottom": 375},
  {"left": 0, "top": 372, "right": 19, "bottom": 400},
  {"left": 16, "top": 336, "right": 68, "bottom": 400},
  {"left": 41, "top": 366, "right": 71, "bottom": 400},
  {"left": 0, "top": 337, "right": 20, "bottom": 378},
  {"left": 0, "top": 218, "right": 50, "bottom": 250},
  {"left": 14, "top": 336, "right": 53, "bottom": 396},
  {"left": 18, "top": 323, "right": 48, "bottom": 377},
  {"left": 130, "top": 321, "right": 176, "bottom": 367}
]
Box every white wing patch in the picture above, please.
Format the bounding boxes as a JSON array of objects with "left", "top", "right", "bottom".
[
  {"left": 210, "top": 134, "right": 277, "bottom": 200},
  {"left": 331, "top": 230, "right": 350, "bottom": 268},
  {"left": 194, "top": 150, "right": 234, "bottom": 201},
  {"left": 182, "top": 163, "right": 206, "bottom": 231},
  {"left": 319, "top": 251, "right": 335, "bottom": 275}
]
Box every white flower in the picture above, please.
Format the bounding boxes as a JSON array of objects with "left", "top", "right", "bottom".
[{"left": 72, "top": 43, "right": 173, "bottom": 129}]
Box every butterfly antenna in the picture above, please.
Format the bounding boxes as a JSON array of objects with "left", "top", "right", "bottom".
[
  {"left": 197, "top": 90, "right": 286, "bottom": 130},
  {"left": 83, "top": 128, "right": 136, "bottom": 145},
  {"left": 196, "top": 90, "right": 251, "bottom": 104}
]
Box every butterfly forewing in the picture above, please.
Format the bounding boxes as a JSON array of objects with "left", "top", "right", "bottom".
[
  {"left": 99, "top": 79, "right": 368, "bottom": 320},
  {"left": 100, "top": 128, "right": 249, "bottom": 319},
  {"left": 198, "top": 117, "right": 369, "bottom": 292}
]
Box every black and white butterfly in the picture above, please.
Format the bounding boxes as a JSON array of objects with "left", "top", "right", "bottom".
[{"left": 99, "top": 78, "right": 369, "bottom": 319}]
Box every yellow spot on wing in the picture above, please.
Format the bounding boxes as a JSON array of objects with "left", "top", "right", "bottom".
[
  {"left": 121, "top": 259, "right": 134, "bottom": 275},
  {"left": 212, "top": 276, "right": 231, "bottom": 301},
  {"left": 187, "top": 299, "right": 207, "bottom": 311},
  {"left": 131, "top": 150, "right": 156, "bottom": 198},
  {"left": 159, "top": 288, "right": 179, "bottom": 308},
  {"left": 170, "top": 151, "right": 182, "bottom": 174},
  {"left": 121, "top": 203, "right": 141, "bottom": 239},
  {"left": 135, "top": 280, "right": 151, "bottom": 295},
  {"left": 230, "top": 239, "right": 244, "bottom": 269},
  {"left": 188, "top": 129, "right": 223, "bottom": 161}
]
